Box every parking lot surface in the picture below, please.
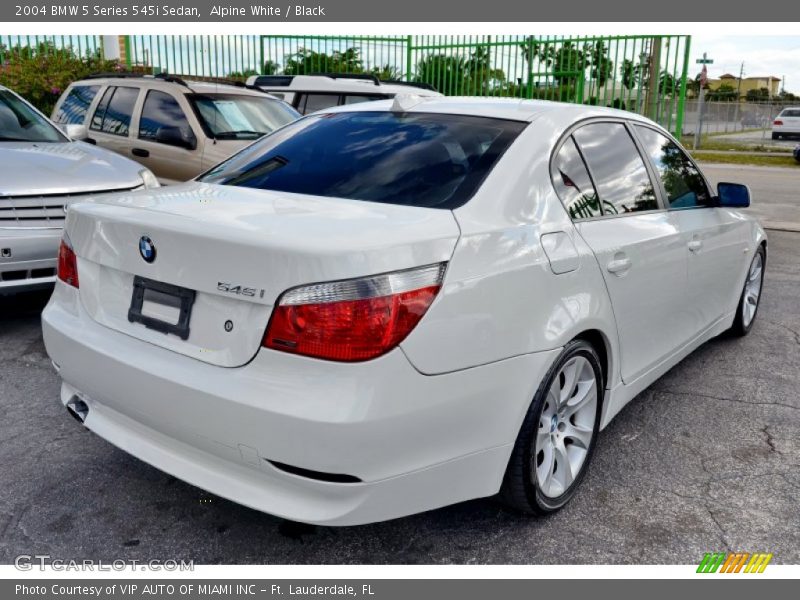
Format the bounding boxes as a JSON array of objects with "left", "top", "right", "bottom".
[
  {"left": 700, "top": 162, "right": 800, "bottom": 232},
  {"left": 0, "top": 230, "right": 798, "bottom": 564}
]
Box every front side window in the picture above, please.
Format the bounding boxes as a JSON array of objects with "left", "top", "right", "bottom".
[
  {"left": 573, "top": 122, "right": 658, "bottom": 215},
  {"left": 91, "top": 86, "right": 138, "bottom": 136},
  {"left": 199, "top": 111, "right": 526, "bottom": 210},
  {"left": 0, "top": 89, "right": 66, "bottom": 143},
  {"left": 138, "top": 90, "right": 196, "bottom": 148},
  {"left": 54, "top": 85, "right": 100, "bottom": 124},
  {"left": 188, "top": 94, "right": 298, "bottom": 140},
  {"left": 551, "top": 137, "right": 602, "bottom": 220},
  {"left": 635, "top": 125, "right": 712, "bottom": 209}
]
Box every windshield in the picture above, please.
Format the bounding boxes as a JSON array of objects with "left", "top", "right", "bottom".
[
  {"left": 0, "top": 90, "right": 66, "bottom": 143},
  {"left": 198, "top": 111, "right": 526, "bottom": 209},
  {"left": 188, "top": 93, "right": 299, "bottom": 140}
]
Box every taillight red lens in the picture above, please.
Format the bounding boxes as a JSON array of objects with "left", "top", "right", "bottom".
[
  {"left": 57, "top": 237, "right": 79, "bottom": 288},
  {"left": 774, "top": 120, "right": 783, "bottom": 126},
  {"left": 263, "top": 264, "right": 445, "bottom": 362}
]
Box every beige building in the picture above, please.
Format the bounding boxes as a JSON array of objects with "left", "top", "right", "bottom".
[{"left": 707, "top": 73, "right": 781, "bottom": 98}]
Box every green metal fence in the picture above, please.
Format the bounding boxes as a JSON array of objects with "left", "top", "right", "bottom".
[
  {"left": 258, "top": 35, "right": 692, "bottom": 136},
  {"left": 0, "top": 35, "right": 103, "bottom": 61},
  {"left": 0, "top": 34, "right": 691, "bottom": 136}
]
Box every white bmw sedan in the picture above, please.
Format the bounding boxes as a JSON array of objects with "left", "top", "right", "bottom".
[{"left": 42, "top": 97, "right": 766, "bottom": 525}]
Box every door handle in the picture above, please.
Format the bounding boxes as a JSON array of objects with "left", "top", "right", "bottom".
[
  {"left": 607, "top": 257, "right": 632, "bottom": 275},
  {"left": 688, "top": 239, "right": 703, "bottom": 252},
  {"left": 132, "top": 148, "right": 150, "bottom": 158}
]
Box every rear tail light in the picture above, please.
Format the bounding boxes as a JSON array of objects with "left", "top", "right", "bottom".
[
  {"left": 774, "top": 120, "right": 783, "bottom": 126},
  {"left": 56, "top": 234, "right": 79, "bottom": 288},
  {"left": 263, "top": 263, "right": 447, "bottom": 362}
]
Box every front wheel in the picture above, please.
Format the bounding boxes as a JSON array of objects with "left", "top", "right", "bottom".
[
  {"left": 500, "top": 339, "right": 603, "bottom": 515},
  {"left": 729, "top": 246, "right": 765, "bottom": 337}
]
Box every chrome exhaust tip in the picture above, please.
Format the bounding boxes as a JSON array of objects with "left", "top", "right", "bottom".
[{"left": 66, "top": 396, "right": 89, "bottom": 424}]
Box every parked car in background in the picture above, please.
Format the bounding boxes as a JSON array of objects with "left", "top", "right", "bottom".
[
  {"left": 51, "top": 74, "right": 301, "bottom": 184},
  {"left": 794, "top": 144, "right": 800, "bottom": 163},
  {"left": 771, "top": 106, "right": 800, "bottom": 139},
  {"left": 42, "top": 97, "right": 765, "bottom": 524},
  {"left": 0, "top": 85, "right": 158, "bottom": 295},
  {"left": 246, "top": 73, "right": 442, "bottom": 114}
]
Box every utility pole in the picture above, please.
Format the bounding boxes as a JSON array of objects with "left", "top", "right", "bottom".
[{"left": 734, "top": 62, "right": 744, "bottom": 131}]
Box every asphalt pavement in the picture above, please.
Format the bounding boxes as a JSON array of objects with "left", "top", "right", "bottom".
[
  {"left": 700, "top": 162, "right": 800, "bottom": 232},
  {"left": 0, "top": 198, "right": 798, "bottom": 565}
]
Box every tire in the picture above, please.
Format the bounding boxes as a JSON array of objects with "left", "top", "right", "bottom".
[
  {"left": 500, "top": 339, "right": 603, "bottom": 515},
  {"left": 729, "top": 246, "right": 765, "bottom": 337}
]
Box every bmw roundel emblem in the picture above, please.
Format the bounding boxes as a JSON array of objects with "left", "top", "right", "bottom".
[{"left": 139, "top": 236, "right": 156, "bottom": 263}]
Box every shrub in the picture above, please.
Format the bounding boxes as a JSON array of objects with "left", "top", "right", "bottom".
[{"left": 0, "top": 41, "right": 122, "bottom": 115}]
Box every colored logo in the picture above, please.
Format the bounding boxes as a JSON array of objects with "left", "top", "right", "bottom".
[
  {"left": 139, "top": 236, "right": 156, "bottom": 263},
  {"left": 697, "top": 552, "right": 772, "bottom": 573}
]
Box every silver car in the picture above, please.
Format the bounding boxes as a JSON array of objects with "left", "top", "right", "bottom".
[{"left": 0, "top": 85, "right": 159, "bottom": 295}]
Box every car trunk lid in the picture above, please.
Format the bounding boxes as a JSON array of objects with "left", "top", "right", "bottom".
[{"left": 66, "top": 182, "right": 460, "bottom": 367}]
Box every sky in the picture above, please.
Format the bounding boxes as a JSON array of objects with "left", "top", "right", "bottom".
[{"left": 690, "top": 34, "right": 800, "bottom": 93}]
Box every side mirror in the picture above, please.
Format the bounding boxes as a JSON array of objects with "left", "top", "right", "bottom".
[
  {"left": 155, "top": 126, "right": 196, "bottom": 150},
  {"left": 716, "top": 182, "right": 751, "bottom": 208},
  {"left": 64, "top": 124, "right": 88, "bottom": 140}
]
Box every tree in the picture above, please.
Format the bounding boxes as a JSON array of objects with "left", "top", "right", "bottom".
[
  {"left": 283, "top": 46, "right": 364, "bottom": 75},
  {"left": 745, "top": 87, "right": 771, "bottom": 102},
  {"left": 369, "top": 64, "right": 401, "bottom": 81},
  {"left": 262, "top": 60, "right": 280, "bottom": 75},
  {"left": 588, "top": 41, "right": 614, "bottom": 86},
  {"left": 551, "top": 42, "right": 587, "bottom": 85},
  {"left": 706, "top": 83, "right": 737, "bottom": 101},
  {"left": 0, "top": 41, "right": 121, "bottom": 114},
  {"left": 414, "top": 54, "right": 467, "bottom": 95}
]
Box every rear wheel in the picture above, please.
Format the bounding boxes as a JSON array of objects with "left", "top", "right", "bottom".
[
  {"left": 730, "top": 246, "right": 765, "bottom": 337},
  {"left": 500, "top": 339, "right": 603, "bottom": 515}
]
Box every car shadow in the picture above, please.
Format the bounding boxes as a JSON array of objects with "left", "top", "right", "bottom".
[{"left": 0, "top": 288, "right": 53, "bottom": 324}]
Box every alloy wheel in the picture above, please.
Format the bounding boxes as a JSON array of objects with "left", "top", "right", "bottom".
[
  {"left": 743, "top": 252, "right": 763, "bottom": 328},
  {"left": 534, "top": 355, "right": 598, "bottom": 498}
]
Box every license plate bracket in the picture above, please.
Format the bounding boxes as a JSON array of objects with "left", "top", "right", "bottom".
[{"left": 128, "top": 275, "right": 196, "bottom": 340}]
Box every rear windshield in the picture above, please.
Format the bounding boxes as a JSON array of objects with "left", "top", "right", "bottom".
[
  {"left": 779, "top": 109, "right": 800, "bottom": 117},
  {"left": 198, "top": 111, "right": 526, "bottom": 209}
]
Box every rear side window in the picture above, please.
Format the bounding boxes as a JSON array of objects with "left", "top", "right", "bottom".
[
  {"left": 54, "top": 85, "right": 99, "bottom": 124},
  {"left": 552, "top": 138, "right": 601, "bottom": 220},
  {"left": 139, "top": 90, "right": 195, "bottom": 147},
  {"left": 90, "top": 86, "right": 138, "bottom": 136},
  {"left": 298, "top": 93, "right": 340, "bottom": 114},
  {"left": 634, "top": 125, "right": 712, "bottom": 209},
  {"left": 199, "top": 111, "right": 526, "bottom": 209},
  {"left": 573, "top": 122, "right": 658, "bottom": 215}
]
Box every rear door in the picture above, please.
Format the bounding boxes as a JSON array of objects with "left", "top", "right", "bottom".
[
  {"left": 87, "top": 85, "right": 141, "bottom": 157},
  {"left": 132, "top": 89, "right": 202, "bottom": 183},
  {"left": 633, "top": 124, "right": 749, "bottom": 331},
  {"left": 565, "top": 120, "right": 690, "bottom": 384}
]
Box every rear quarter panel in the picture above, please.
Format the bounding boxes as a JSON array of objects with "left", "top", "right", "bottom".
[{"left": 400, "top": 112, "right": 620, "bottom": 384}]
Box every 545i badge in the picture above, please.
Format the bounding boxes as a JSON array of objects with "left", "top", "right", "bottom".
[{"left": 217, "top": 282, "right": 261, "bottom": 298}]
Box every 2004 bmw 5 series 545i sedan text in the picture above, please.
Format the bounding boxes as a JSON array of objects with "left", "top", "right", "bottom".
[{"left": 42, "top": 97, "right": 766, "bottom": 525}]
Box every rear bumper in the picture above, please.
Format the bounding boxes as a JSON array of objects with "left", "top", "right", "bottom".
[
  {"left": 0, "top": 227, "right": 61, "bottom": 294},
  {"left": 42, "top": 282, "right": 559, "bottom": 525}
]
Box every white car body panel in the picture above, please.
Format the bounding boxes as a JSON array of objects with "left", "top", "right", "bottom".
[{"left": 42, "top": 98, "right": 766, "bottom": 524}]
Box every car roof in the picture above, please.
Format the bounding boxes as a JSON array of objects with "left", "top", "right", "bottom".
[
  {"left": 317, "top": 95, "right": 654, "bottom": 124},
  {"left": 246, "top": 74, "right": 442, "bottom": 97},
  {"left": 71, "top": 75, "right": 276, "bottom": 99}
]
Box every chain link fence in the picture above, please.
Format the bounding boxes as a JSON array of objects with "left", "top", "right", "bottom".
[{"left": 682, "top": 99, "right": 797, "bottom": 143}]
